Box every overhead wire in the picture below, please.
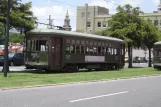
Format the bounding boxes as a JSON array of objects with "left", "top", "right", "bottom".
[
  {"left": 104, "top": 0, "right": 120, "bottom": 6},
  {"left": 51, "top": 0, "right": 77, "bottom": 7},
  {"left": 37, "top": 0, "right": 120, "bottom": 28}
]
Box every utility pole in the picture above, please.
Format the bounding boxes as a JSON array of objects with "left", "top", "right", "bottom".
[
  {"left": 85, "top": 4, "right": 88, "bottom": 33},
  {"left": 47, "top": 15, "right": 54, "bottom": 29},
  {"left": 3, "top": 0, "right": 10, "bottom": 77}
]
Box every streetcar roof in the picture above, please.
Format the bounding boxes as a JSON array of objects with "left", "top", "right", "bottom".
[
  {"left": 154, "top": 41, "right": 161, "bottom": 45},
  {"left": 27, "top": 28, "right": 125, "bottom": 43}
]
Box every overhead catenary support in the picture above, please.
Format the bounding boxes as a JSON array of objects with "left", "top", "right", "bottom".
[
  {"left": 47, "top": 15, "right": 54, "bottom": 29},
  {"left": 4, "top": 0, "right": 11, "bottom": 77}
]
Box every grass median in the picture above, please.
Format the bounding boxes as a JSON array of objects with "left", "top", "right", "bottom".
[{"left": 0, "top": 67, "right": 161, "bottom": 89}]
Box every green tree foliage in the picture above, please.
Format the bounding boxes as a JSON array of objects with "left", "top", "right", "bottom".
[
  {"left": 0, "top": 22, "right": 5, "bottom": 44},
  {"left": 9, "top": 33, "right": 24, "bottom": 43},
  {"left": 142, "top": 19, "right": 160, "bottom": 67},
  {"left": 102, "top": 4, "right": 144, "bottom": 68},
  {"left": 0, "top": 0, "right": 37, "bottom": 33}
]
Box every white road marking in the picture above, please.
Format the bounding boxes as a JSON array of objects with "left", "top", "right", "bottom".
[{"left": 70, "top": 91, "right": 129, "bottom": 103}]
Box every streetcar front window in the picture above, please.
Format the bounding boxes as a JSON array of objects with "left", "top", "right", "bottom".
[{"left": 26, "top": 39, "right": 48, "bottom": 52}]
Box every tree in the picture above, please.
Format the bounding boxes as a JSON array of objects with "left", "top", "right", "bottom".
[
  {"left": 142, "top": 19, "right": 160, "bottom": 67},
  {"left": 0, "top": 0, "right": 37, "bottom": 33},
  {"left": 0, "top": 22, "right": 5, "bottom": 45},
  {"left": 9, "top": 33, "right": 24, "bottom": 43},
  {"left": 102, "top": 4, "right": 144, "bottom": 68}
]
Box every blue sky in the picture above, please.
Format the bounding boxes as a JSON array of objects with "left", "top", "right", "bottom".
[{"left": 23, "top": 0, "right": 160, "bottom": 31}]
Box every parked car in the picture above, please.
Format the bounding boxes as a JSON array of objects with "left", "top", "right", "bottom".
[
  {"left": 0, "top": 52, "right": 24, "bottom": 66},
  {"left": 0, "top": 55, "right": 4, "bottom": 66},
  {"left": 9, "top": 52, "right": 24, "bottom": 66},
  {"left": 133, "top": 56, "right": 147, "bottom": 63}
]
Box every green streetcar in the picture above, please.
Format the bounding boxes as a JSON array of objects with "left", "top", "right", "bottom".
[
  {"left": 24, "top": 28, "right": 125, "bottom": 72},
  {"left": 153, "top": 41, "right": 161, "bottom": 70}
]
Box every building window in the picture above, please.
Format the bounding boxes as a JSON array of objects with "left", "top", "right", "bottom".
[
  {"left": 149, "top": 20, "right": 152, "bottom": 24},
  {"left": 87, "top": 22, "right": 90, "bottom": 27},
  {"left": 154, "top": 20, "right": 158, "bottom": 26},
  {"left": 97, "top": 21, "right": 101, "bottom": 27},
  {"left": 103, "top": 21, "right": 107, "bottom": 27},
  {"left": 87, "top": 12, "right": 90, "bottom": 19},
  {"left": 108, "top": 21, "right": 111, "bottom": 26},
  {"left": 81, "top": 12, "right": 85, "bottom": 18}
]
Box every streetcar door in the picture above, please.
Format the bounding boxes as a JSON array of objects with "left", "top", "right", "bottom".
[
  {"left": 50, "top": 38, "right": 61, "bottom": 68},
  {"left": 54, "top": 38, "right": 61, "bottom": 67}
]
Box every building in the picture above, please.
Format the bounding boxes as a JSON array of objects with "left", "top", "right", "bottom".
[
  {"left": 76, "top": 2, "right": 161, "bottom": 59},
  {"left": 63, "top": 10, "right": 72, "bottom": 31},
  {"left": 76, "top": 1, "right": 161, "bottom": 33}
]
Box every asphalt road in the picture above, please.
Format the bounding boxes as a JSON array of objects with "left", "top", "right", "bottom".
[
  {"left": 0, "top": 63, "right": 150, "bottom": 72},
  {"left": 1, "top": 75, "right": 161, "bottom": 107},
  {"left": 0, "top": 66, "right": 26, "bottom": 72}
]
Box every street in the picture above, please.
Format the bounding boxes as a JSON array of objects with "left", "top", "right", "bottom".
[
  {"left": 0, "top": 75, "right": 161, "bottom": 107},
  {"left": 0, "top": 66, "right": 26, "bottom": 72}
]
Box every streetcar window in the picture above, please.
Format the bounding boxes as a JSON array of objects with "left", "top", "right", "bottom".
[
  {"left": 70, "top": 45, "right": 75, "bottom": 53},
  {"left": 154, "top": 50, "right": 158, "bottom": 56},
  {"left": 86, "top": 41, "right": 89, "bottom": 45},
  {"left": 113, "top": 49, "right": 116, "bottom": 55},
  {"left": 29, "top": 40, "right": 48, "bottom": 51},
  {"left": 66, "top": 45, "right": 70, "bottom": 53},
  {"left": 81, "top": 45, "right": 85, "bottom": 54},
  {"left": 76, "top": 40, "right": 81, "bottom": 54},
  {"left": 121, "top": 48, "right": 124, "bottom": 55},
  {"left": 98, "top": 47, "right": 101, "bottom": 55},
  {"left": 81, "top": 40, "right": 85, "bottom": 45},
  {"left": 116, "top": 49, "right": 118, "bottom": 55},
  {"left": 66, "top": 39, "right": 70, "bottom": 44},
  {"left": 71, "top": 40, "right": 75, "bottom": 44},
  {"left": 39, "top": 40, "right": 47, "bottom": 51},
  {"left": 108, "top": 48, "right": 111, "bottom": 55},
  {"left": 93, "top": 47, "right": 97, "bottom": 54},
  {"left": 111, "top": 48, "right": 113, "bottom": 55},
  {"left": 76, "top": 40, "right": 80, "bottom": 45},
  {"left": 35, "top": 40, "right": 40, "bottom": 51},
  {"left": 159, "top": 52, "right": 161, "bottom": 57},
  {"left": 76, "top": 45, "right": 80, "bottom": 54},
  {"left": 90, "top": 41, "right": 93, "bottom": 46},
  {"left": 106, "top": 47, "right": 109, "bottom": 55},
  {"left": 94, "top": 41, "right": 97, "bottom": 46},
  {"left": 31, "top": 40, "right": 35, "bottom": 51},
  {"left": 89, "top": 46, "right": 93, "bottom": 54},
  {"left": 102, "top": 47, "right": 106, "bottom": 55},
  {"left": 86, "top": 46, "right": 90, "bottom": 54}
]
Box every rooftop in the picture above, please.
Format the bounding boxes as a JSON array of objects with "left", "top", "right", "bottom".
[{"left": 27, "top": 28, "right": 125, "bottom": 43}]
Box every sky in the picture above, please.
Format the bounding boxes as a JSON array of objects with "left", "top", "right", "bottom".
[{"left": 22, "top": 0, "right": 161, "bottom": 31}]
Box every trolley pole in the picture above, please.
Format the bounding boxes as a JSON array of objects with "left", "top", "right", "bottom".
[
  {"left": 47, "top": 15, "right": 54, "bottom": 29},
  {"left": 4, "top": 0, "right": 11, "bottom": 77}
]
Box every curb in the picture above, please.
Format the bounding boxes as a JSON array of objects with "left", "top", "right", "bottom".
[{"left": 1, "top": 74, "right": 161, "bottom": 91}]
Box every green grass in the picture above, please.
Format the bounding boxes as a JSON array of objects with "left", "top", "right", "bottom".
[{"left": 0, "top": 67, "right": 161, "bottom": 89}]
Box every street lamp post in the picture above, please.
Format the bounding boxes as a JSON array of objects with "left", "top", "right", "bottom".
[{"left": 4, "top": 0, "right": 11, "bottom": 77}]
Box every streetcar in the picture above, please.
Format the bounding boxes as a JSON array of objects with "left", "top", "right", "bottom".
[
  {"left": 24, "top": 28, "right": 125, "bottom": 72},
  {"left": 153, "top": 41, "right": 161, "bottom": 70}
]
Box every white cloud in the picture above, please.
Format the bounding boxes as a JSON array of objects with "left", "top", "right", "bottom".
[
  {"left": 153, "top": 0, "right": 160, "bottom": 5},
  {"left": 30, "top": 0, "right": 149, "bottom": 31},
  {"left": 31, "top": 5, "right": 76, "bottom": 30},
  {"left": 119, "top": 0, "right": 144, "bottom": 7},
  {"left": 89, "top": 0, "right": 115, "bottom": 8},
  {"left": 87, "top": 0, "right": 144, "bottom": 14},
  {"left": 87, "top": 0, "right": 117, "bottom": 14}
]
